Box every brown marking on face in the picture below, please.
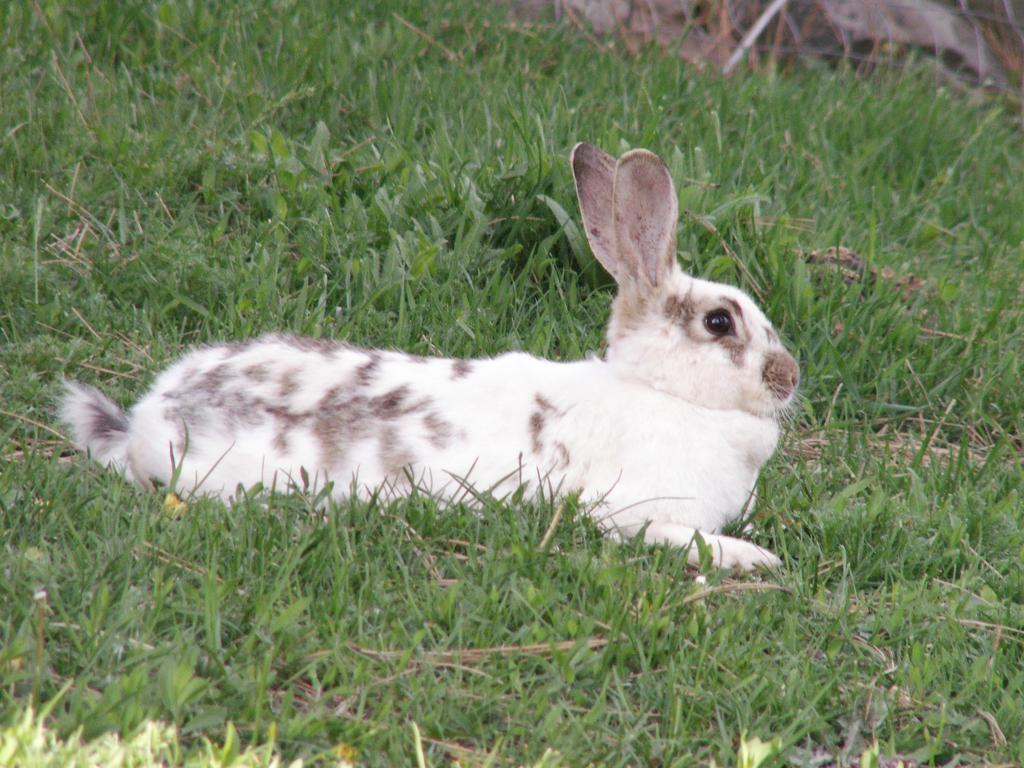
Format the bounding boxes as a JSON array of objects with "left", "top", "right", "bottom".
[
  {"left": 609, "top": 293, "right": 645, "bottom": 342},
  {"left": 721, "top": 297, "right": 744, "bottom": 322},
  {"left": 451, "top": 359, "right": 473, "bottom": 380},
  {"left": 716, "top": 335, "right": 746, "bottom": 365},
  {"left": 354, "top": 354, "right": 381, "bottom": 387},
  {"left": 716, "top": 298, "right": 755, "bottom": 344},
  {"left": 422, "top": 411, "right": 453, "bottom": 449},
  {"left": 663, "top": 293, "right": 696, "bottom": 324},
  {"left": 762, "top": 350, "right": 800, "bottom": 400}
]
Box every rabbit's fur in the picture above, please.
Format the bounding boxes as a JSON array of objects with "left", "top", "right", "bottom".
[{"left": 62, "top": 144, "right": 799, "bottom": 570}]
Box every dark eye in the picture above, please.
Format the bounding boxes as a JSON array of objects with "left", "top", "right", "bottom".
[{"left": 704, "top": 309, "right": 733, "bottom": 336}]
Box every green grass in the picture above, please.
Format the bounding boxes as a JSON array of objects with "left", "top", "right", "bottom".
[{"left": 2, "top": 1, "right": 1023, "bottom": 765}]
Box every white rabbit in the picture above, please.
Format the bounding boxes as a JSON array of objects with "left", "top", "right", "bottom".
[{"left": 61, "top": 143, "right": 799, "bottom": 570}]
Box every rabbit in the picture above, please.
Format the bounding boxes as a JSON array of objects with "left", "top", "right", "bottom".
[{"left": 61, "top": 143, "right": 799, "bottom": 570}]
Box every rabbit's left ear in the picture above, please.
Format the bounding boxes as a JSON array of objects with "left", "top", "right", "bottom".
[
  {"left": 612, "top": 149, "right": 679, "bottom": 288},
  {"left": 571, "top": 142, "right": 619, "bottom": 279}
]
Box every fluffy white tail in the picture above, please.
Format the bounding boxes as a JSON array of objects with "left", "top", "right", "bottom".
[{"left": 60, "top": 381, "right": 131, "bottom": 470}]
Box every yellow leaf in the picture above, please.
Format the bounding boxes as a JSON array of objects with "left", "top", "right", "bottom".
[{"left": 162, "top": 492, "right": 188, "bottom": 518}]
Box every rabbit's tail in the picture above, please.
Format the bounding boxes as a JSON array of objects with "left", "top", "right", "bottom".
[{"left": 60, "top": 381, "right": 131, "bottom": 470}]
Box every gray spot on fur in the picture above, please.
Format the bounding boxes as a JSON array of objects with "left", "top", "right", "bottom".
[
  {"left": 451, "top": 359, "right": 473, "bottom": 380},
  {"left": 157, "top": 340, "right": 454, "bottom": 473},
  {"left": 167, "top": 363, "right": 268, "bottom": 429},
  {"left": 371, "top": 386, "right": 429, "bottom": 420},
  {"left": 529, "top": 412, "right": 544, "bottom": 454},
  {"left": 311, "top": 383, "right": 431, "bottom": 468},
  {"left": 313, "top": 394, "right": 374, "bottom": 466},
  {"left": 273, "top": 429, "right": 290, "bottom": 453},
  {"left": 355, "top": 354, "right": 381, "bottom": 387},
  {"left": 371, "top": 386, "right": 408, "bottom": 419},
  {"left": 197, "top": 364, "right": 230, "bottom": 395},
  {"left": 86, "top": 400, "right": 128, "bottom": 441},
  {"left": 162, "top": 405, "right": 187, "bottom": 454},
  {"left": 278, "top": 369, "right": 299, "bottom": 398},
  {"left": 318, "top": 384, "right": 345, "bottom": 411},
  {"left": 279, "top": 335, "right": 351, "bottom": 355},
  {"left": 265, "top": 404, "right": 302, "bottom": 454},
  {"left": 379, "top": 425, "right": 415, "bottom": 474},
  {"left": 219, "top": 340, "right": 253, "bottom": 356},
  {"left": 179, "top": 366, "right": 199, "bottom": 385},
  {"left": 422, "top": 411, "right": 453, "bottom": 449},
  {"left": 553, "top": 441, "right": 570, "bottom": 470},
  {"left": 243, "top": 363, "right": 270, "bottom": 382},
  {"left": 529, "top": 395, "right": 555, "bottom": 455}
]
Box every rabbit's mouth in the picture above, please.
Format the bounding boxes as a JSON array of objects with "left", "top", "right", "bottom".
[{"left": 760, "top": 389, "right": 802, "bottom": 424}]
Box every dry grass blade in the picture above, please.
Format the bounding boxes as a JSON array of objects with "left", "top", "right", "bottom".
[
  {"left": 977, "top": 709, "right": 1007, "bottom": 748},
  {"left": 787, "top": 426, "right": 1014, "bottom": 468},
  {"left": 682, "top": 580, "right": 792, "bottom": 605},
  {"left": 684, "top": 210, "right": 766, "bottom": 301},
  {"left": 350, "top": 637, "right": 608, "bottom": 665},
  {"left": 537, "top": 500, "right": 565, "bottom": 552},
  {"left": 420, "top": 735, "right": 512, "bottom": 766},
  {"left": 723, "top": 0, "right": 791, "bottom": 74},
  {"left": 0, "top": 409, "right": 69, "bottom": 442},
  {"left": 393, "top": 13, "right": 462, "bottom": 62},
  {"left": 959, "top": 618, "right": 1024, "bottom": 641}
]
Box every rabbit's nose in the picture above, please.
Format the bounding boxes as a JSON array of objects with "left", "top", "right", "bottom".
[{"left": 762, "top": 351, "right": 800, "bottom": 400}]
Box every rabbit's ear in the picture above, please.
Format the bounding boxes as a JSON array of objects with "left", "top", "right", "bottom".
[
  {"left": 612, "top": 149, "right": 679, "bottom": 288},
  {"left": 571, "top": 143, "right": 620, "bottom": 280}
]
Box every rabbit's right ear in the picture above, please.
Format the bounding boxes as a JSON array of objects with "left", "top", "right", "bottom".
[
  {"left": 571, "top": 143, "right": 620, "bottom": 280},
  {"left": 612, "top": 149, "right": 679, "bottom": 289}
]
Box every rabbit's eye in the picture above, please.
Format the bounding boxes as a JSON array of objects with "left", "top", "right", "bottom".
[{"left": 704, "top": 309, "right": 733, "bottom": 336}]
